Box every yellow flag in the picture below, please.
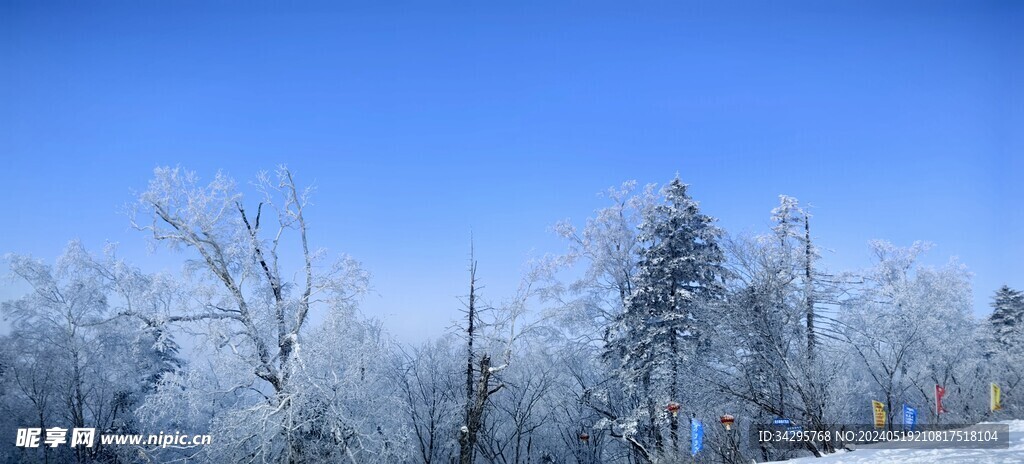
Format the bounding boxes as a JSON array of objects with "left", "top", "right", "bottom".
[
  {"left": 991, "top": 383, "right": 1002, "bottom": 412},
  {"left": 872, "top": 400, "right": 886, "bottom": 429}
]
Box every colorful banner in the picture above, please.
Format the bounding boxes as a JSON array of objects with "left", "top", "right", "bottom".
[
  {"left": 902, "top": 404, "right": 917, "bottom": 431},
  {"left": 991, "top": 383, "right": 1002, "bottom": 412},
  {"left": 872, "top": 400, "right": 886, "bottom": 429},
  {"left": 935, "top": 385, "right": 947, "bottom": 415},
  {"left": 690, "top": 419, "right": 704, "bottom": 456}
]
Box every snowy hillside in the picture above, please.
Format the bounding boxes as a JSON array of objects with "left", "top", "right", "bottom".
[{"left": 768, "top": 421, "right": 1024, "bottom": 464}]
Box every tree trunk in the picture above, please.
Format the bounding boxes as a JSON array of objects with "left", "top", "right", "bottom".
[
  {"left": 460, "top": 249, "right": 481, "bottom": 464},
  {"left": 460, "top": 355, "right": 496, "bottom": 464},
  {"left": 804, "top": 214, "right": 816, "bottom": 363},
  {"left": 669, "top": 328, "right": 679, "bottom": 451}
]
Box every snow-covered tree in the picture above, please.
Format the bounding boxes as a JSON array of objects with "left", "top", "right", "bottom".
[
  {"left": 475, "top": 337, "right": 559, "bottom": 464},
  {"left": 990, "top": 285, "right": 1024, "bottom": 349},
  {"left": 547, "top": 180, "right": 657, "bottom": 340},
  {"left": 769, "top": 195, "right": 822, "bottom": 362},
  {"left": 126, "top": 166, "right": 406, "bottom": 463},
  {"left": 542, "top": 181, "right": 668, "bottom": 461},
  {"left": 0, "top": 242, "right": 182, "bottom": 463},
  {"left": 603, "top": 177, "right": 728, "bottom": 459},
  {"left": 985, "top": 285, "right": 1024, "bottom": 417},
  {"left": 711, "top": 223, "right": 848, "bottom": 459},
  {"left": 840, "top": 241, "right": 980, "bottom": 425},
  {"left": 398, "top": 336, "right": 463, "bottom": 464}
]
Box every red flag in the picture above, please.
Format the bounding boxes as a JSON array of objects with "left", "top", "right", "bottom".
[{"left": 935, "top": 385, "right": 947, "bottom": 415}]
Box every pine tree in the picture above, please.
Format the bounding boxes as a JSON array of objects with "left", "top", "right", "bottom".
[
  {"left": 605, "top": 177, "right": 727, "bottom": 454},
  {"left": 990, "top": 285, "right": 1024, "bottom": 348}
]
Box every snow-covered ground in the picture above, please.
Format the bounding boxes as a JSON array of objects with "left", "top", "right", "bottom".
[{"left": 768, "top": 420, "right": 1024, "bottom": 463}]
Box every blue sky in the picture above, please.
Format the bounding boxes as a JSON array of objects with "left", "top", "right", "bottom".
[{"left": 1, "top": 1, "right": 1021, "bottom": 341}]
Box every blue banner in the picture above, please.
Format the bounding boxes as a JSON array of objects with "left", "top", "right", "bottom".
[
  {"left": 690, "top": 419, "right": 704, "bottom": 456},
  {"left": 902, "top": 404, "right": 917, "bottom": 431}
]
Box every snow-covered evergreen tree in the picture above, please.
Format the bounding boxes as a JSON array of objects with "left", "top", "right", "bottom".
[
  {"left": 604, "top": 177, "right": 727, "bottom": 458},
  {"left": 986, "top": 285, "right": 1024, "bottom": 417},
  {"left": 991, "top": 285, "right": 1024, "bottom": 348}
]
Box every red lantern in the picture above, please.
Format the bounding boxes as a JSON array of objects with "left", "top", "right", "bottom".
[
  {"left": 720, "top": 414, "right": 735, "bottom": 430},
  {"left": 579, "top": 432, "right": 590, "bottom": 443},
  {"left": 666, "top": 402, "right": 681, "bottom": 417}
]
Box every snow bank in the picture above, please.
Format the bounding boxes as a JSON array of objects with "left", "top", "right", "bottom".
[{"left": 766, "top": 420, "right": 1024, "bottom": 463}]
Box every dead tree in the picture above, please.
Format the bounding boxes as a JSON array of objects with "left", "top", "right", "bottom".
[
  {"left": 457, "top": 241, "right": 535, "bottom": 464},
  {"left": 458, "top": 243, "right": 488, "bottom": 464}
]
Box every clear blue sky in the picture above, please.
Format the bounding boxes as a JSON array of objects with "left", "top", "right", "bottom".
[{"left": 1, "top": 1, "right": 1021, "bottom": 342}]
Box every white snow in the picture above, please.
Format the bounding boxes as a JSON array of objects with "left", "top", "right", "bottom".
[{"left": 767, "top": 420, "right": 1024, "bottom": 464}]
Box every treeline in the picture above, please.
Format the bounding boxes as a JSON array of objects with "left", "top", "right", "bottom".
[{"left": 1, "top": 167, "right": 1021, "bottom": 463}]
